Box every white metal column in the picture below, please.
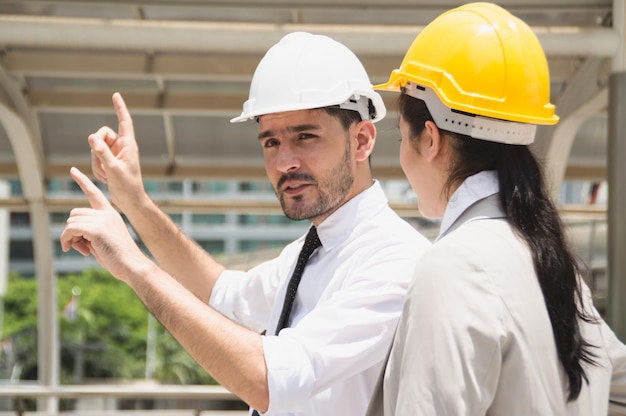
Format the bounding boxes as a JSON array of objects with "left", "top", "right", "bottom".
[
  {"left": 607, "top": 72, "right": 626, "bottom": 341},
  {"left": 607, "top": 0, "right": 626, "bottom": 341},
  {"left": 0, "top": 85, "right": 59, "bottom": 413}
]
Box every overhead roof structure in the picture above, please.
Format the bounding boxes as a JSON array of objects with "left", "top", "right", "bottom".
[
  {"left": 0, "top": 0, "right": 620, "bottom": 189},
  {"left": 0, "top": 0, "right": 624, "bottom": 412}
]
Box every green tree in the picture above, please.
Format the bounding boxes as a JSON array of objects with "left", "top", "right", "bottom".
[
  {"left": 2, "top": 272, "right": 38, "bottom": 381},
  {"left": 154, "top": 328, "right": 216, "bottom": 384},
  {"left": 57, "top": 268, "right": 149, "bottom": 381},
  {"left": 2, "top": 269, "right": 216, "bottom": 385}
]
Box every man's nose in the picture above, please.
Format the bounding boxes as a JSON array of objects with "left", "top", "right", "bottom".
[{"left": 275, "top": 144, "right": 300, "bottom": 173}]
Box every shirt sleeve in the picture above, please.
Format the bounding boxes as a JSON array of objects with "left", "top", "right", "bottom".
[
  {"left": 261, "top": 247, "right": 416, "bottom": 414},
  {"left": 389, "top": 242, "right": 505, "bottom": 416},
  {"left": 209, "top": 259, "right": 281, "bottom": 333}
]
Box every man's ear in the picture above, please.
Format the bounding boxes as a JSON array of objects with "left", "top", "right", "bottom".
[
  {"left": 422, "top": 120, "right": 444, "bottom": 162},
  {"left": 353, "top": 120, "right": 376, "bottom": 162}
]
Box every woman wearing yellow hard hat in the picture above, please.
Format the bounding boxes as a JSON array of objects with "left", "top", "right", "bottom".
[{"left": 367, "top": 3, "right": 626, "bottom": 415}]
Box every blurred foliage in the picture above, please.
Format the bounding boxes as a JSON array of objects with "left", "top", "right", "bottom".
[
  {"left": 1, "top": 269, "right": 216, "bottom": 385},
  {"left": 154, "top": 324, "right": 216, "bottom": 385}
]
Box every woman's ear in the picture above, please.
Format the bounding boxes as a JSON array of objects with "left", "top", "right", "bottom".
[
  {"left": 353, "top": 120, "right": 376, "bottom": 162},
  {"left": 422, "top": 120, "right": 443, "bottom": 162}
]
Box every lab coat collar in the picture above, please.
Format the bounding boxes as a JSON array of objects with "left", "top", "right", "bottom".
[{"left": 437, "top": 171, "right": 500, "bottom": 241}]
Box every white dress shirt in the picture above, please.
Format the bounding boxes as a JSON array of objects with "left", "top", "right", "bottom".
[
  {"left": 210, "top": 180, "right": 432, "bottom": 415},
  {"left": 367, "top": 171, "right": 626, "bottom": 415}
]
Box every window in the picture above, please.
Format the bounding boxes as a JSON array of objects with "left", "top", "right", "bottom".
[
  {"left": 50, "top": 212, "right": 70, "bottom": 224},
  {"left": 238, "top": 240, "right": 289, "bottom": 252},
  {"left": 197, "top": 240, "right": 224, "bottom": 254},
  {"left": 191, "top": 214, "right": 226, "bottom": 225},
  {"left": 10, "top": 213, "right": 30, "bottom": 227},
  {"left": 238, "top": 214, "right": 291, "bottom": 226},
  {"left": 192, "top": 181, "right": 229, "bottom": 194},
  {"left": 10, "top": 240, "right": 34, "bottom": 260}
]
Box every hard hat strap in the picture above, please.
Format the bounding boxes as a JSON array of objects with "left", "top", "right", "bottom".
[{"left": 402, "top": 82, "right": 537, "bottom": 145}]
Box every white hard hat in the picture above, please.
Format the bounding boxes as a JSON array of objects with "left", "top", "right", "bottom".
[{"left": 230, "top": 32, "right": 386, "bottom": 123}]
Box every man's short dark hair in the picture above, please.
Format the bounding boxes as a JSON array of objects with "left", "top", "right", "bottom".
[{"left": 322, "top": 107, "right": 365, "bottom": 130}]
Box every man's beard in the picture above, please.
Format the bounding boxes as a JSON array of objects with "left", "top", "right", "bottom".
[{"left": 277, "top": 142, "right": 353, "bottom": 221}]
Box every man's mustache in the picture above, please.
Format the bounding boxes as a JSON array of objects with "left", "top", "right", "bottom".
[{"left": 277, "top": 173, "right": 316, "bottom": 190}]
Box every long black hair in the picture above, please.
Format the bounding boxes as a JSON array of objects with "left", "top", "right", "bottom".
[{"left": 398, "top": 93, "right": 597, "bottom": 400}]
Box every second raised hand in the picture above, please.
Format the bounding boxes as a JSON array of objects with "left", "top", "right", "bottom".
[
  {"left": 88, "top": 92, "right": 144, "bottom": 212},
  {"left": 60, "top": 166, "right": 148, "bottom": 281}
]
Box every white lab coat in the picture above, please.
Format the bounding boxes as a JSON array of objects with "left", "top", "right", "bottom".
[{"left": 367, "top": 188, "right": 626, "bottom": 415}]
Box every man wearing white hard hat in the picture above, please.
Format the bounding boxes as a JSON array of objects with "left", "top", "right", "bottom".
[{"left": 61, "top": 32, "right": 431, "bottom": 415}]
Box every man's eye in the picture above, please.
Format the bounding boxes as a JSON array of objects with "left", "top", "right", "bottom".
[
  {"left": 298, "top": 133, "right": 315, "bottom": 140},
  {"left": 263, "top": 139, "right": 279, "bottom": 148}
]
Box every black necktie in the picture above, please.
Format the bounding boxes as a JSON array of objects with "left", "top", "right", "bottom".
[
  {"left": 274, "top": 225, "right": 322, "bottom": 334},
  {"left": 252, "top": 226, "right": 322, "bottom": 415}
]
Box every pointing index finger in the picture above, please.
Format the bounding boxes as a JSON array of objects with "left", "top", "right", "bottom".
[
  {"left": 70, "top": 167, "right": 112, "bottom": 211},
  {"left": 112, "top": 92, "right": 134, "bottom": 139}
]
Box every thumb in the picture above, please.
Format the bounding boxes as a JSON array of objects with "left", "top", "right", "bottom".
[
  {"left": 89, "top": 128, "right": 118, "bottom": 169},
  {"left": 70, "top": 167, "right": 113, "bottom": 211}
]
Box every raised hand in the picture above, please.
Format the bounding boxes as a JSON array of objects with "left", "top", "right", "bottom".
[
  {"left": 61, "top": 167, "right": 149, "bottom": 282},
  {"left": 89, "top": 92, "right": 146, "bottom": 213}
]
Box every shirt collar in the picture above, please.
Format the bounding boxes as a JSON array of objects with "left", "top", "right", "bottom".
[
  {"left": 437, "top": 170, "right": 499, "bottom": 240},
  {"left": 316, "top": 180, "right": 387, "bottom": 251}
]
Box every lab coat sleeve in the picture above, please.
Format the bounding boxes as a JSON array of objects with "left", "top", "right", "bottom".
[
  {"left": 607, "top": 320, "right": 626, "bottom": 413},
  {"left": 389, "top": 242, "right": 504, "bottom": 415},
  {"left": 579, "top": 282, "right": 626, "bottom": 414}
]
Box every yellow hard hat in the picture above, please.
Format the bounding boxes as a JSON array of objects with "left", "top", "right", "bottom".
[{"left": 377, "top": 2, "right": 559, "bottom": 144}]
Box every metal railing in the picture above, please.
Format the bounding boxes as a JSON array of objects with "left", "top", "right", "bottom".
[{"left": 0, "top": 384, "right": 247, "bottom": 416}]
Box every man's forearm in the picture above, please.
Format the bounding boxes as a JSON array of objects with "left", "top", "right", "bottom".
[
  {"left": 125, "top": 260, "right": 269, "bottom": 411},
  {"left": 121, "top": 194, "right": 225, "bottom": 303}
]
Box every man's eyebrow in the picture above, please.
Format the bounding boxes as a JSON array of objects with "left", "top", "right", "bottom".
[{"left": 258, "top": 124, "right": 321, "bottom": 141}]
